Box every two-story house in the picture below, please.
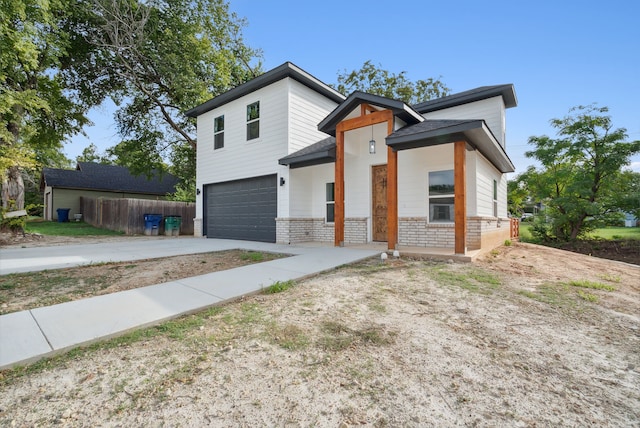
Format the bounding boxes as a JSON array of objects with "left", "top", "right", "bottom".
[{"left": 186, "top": 62, "right": 517, "bottom": 255}]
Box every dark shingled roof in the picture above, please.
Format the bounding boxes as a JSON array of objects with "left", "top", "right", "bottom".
[
  {"left": 185, "top": 62, "right": 345, "bottom": 118},
  {"left": 387, "top": 120, "right": 515, "bottom": 173},
  {"left": 41, "top": 162, "right": 180, "bottom": 195},
  {"left": 279, "top": 137, "right": 336, "bottom": 168},
  {"left": 413, "top": 84, "right": 517, "bottom": 114},
  {"left": 318, "top": 91, "right": 423, "bottom": 136}
]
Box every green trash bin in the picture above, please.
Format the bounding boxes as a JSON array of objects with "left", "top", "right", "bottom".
[
  {"left": 172, "top": 216, "right": 182, "bottom": 236},
  {"left": 164, "top": 215, "right": 182, "bottom": 236}
]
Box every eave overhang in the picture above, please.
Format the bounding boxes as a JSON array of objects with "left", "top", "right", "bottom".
[
  {"left": 387, "top": 120, "right": 515, "bottom": 173},
  {"left": 413, "top": 84, "right": 517, "bottom": 114},
  {"left": 278, "top": 137, "right": 336, "bottom": 169},
  {"left": 185, "top": 62, "right": 345, "bottom": 118}
]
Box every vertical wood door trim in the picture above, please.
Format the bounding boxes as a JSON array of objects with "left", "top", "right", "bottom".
[{"left": 454, "top": 140, "right": 467, "bottom": 254}]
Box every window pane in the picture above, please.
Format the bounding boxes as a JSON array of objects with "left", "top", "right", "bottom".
[
  {"left": 429, "top": 170, "right": 454, "bottom": 195},
  {"left": 326, "top": 182, "right": 334, "bottom": 202},
  {"left": 326, "top": 203, "right": 335, "bottom": 223},
  {"left": 214, "top": 115, "right": 224, "bottom": 132},
  {"left": 214, "top": 133, "right": 224, "bottom": 149},
  {"left": 247, "top": 102, "right": 260, "bottom": 121},
  {"left": 429, "top": 197, "right": 455, "bottom": 222},
  {"left": 493, "top": 179, "right": 498, "bottom": 200},
  {"left": 247, "top": 121, "right": 259, "bottom": 140}
]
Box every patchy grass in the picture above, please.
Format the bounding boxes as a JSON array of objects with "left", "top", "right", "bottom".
[
  {"left": 426, "top": 265, "right": 501, "bottom": 293},
  {"left": 25, "top": 219, "right": 123, "bottom": 236},
  {"left": 568, "top": 280, "right": 616, "bottom": 292},
  {"left": 240, "top": 251, "right": 265, "bottom": 262},
  {"left": 264, "top": 280, "right": 294, "bottom": 294}
]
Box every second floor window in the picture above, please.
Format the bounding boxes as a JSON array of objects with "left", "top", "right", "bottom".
[
  {"left": 246, "top": 101, "right": 260, "bottom": 140},
  {"left": 214, "top": 115, "right": 224, "bottom": 149}
]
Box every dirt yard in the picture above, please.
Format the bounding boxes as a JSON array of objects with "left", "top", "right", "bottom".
[{"left": 0, "top": 238, "right": 639, "bottom": 427}]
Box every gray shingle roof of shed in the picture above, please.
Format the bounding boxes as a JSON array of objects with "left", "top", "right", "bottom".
[{"left": 42, "top": 162, "right": 179, "bottom": 195}]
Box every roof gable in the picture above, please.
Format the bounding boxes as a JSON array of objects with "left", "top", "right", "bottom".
[
  {"left": 317, "top": 91, "right": 424, "bottom": 136},
  {"left": 185, "top": 62, "right": 345, "bottom": 118},
  {"left": 42, "top": 162, "right": 180, "bottom": 195},
  {"left": 413, "top": 84, "right": 517, "bottom": 114}
]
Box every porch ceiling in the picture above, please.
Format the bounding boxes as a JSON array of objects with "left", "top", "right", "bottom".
[{"left": 386, "top": 119, "right": 516, "bottom": 173}]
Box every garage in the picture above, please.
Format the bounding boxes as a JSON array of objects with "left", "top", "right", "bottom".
[{"left": 204, "top": 174, "right": 277, "bottom": 242}]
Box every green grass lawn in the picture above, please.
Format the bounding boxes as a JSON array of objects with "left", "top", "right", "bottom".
[
  {"left": 25, "top": 219, "right": 124, "bottom": 236},
  {"left": 519, "top": 224, "right": 640, "bottom": 242}
]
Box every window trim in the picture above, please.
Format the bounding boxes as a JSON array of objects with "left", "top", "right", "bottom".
[
  {"left": 246, "top": 101, "right": 260, "bottom": 141},
  {"left": 214, "top": 115, "right": 224, "bottom": 150},
  {"left": 326, "top": 182, "right": 335, "bottom": 224},
  {"left": 493, "top": 179, "right": 498, "bottom": 217},
  {"left": 428, "top": 169, "right": 455, "bottom": 223}
]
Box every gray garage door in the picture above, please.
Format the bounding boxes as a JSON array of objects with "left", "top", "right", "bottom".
[{"left": 205, "top": 174, "right": 277, "bottom": 242}]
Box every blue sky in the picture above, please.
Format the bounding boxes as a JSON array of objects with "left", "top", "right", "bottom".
[{"left": 68, "top": 0, "right": 640, "bottom": 174}]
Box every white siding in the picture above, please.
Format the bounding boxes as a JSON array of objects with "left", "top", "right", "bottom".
[
  {"left": 195, "top": 77, "right": 338, "bottom": 224},
  {"left": 422, "top": 96, "right": 506, "bottom": 146},
  {"left": 289, "top": 164, "right": 334, "bottom": 218},
  {"left": 475, "top": 152, "right": 506, "bottom": 217},
  {"left": 397, "top": 145, "right": 455, "bottom": 219},
  {"left": 288, "top": 79, "right": 338, "bottom": 154}
]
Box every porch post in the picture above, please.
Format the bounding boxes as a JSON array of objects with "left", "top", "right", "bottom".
[
  {"left": 335, "top": 125, "right": 345, "bottom": 246},
  {"left": 386, "top": 118, "right": 397, "bottom": 250},
  {"left": 454, "top": 140, "right": 467, "bottom": 255}
]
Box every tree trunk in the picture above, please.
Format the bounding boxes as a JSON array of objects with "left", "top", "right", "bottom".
[{"left": 1, "top": 166, "right": 25, "bottom": 210}]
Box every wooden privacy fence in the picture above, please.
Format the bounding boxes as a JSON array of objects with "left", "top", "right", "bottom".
[
  {"left": 80, "top": 197, "right": 195, "bottom": 235},
  {"left": 510, "top": 218, "right": 520, "bottom": 240}
]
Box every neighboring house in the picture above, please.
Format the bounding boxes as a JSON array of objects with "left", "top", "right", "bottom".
[
  {"left": 41, "top": 162, "right": 180, "bottom": 221},
  {"left": 187, "top": 62, "right": 517, "bottom": 254}
]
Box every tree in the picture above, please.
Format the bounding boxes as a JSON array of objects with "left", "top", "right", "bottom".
[
  {"left": 334, "top": 60, "right": 449, "bottom": 104},
  {"left": 524, "top": 105, "right": 640, "bottom": 241},
  {"left": 76, "top": 144, "right": 113, "bottom": 164},
  {"left": 85, "top": 0, "right": 262, "bottom": 199},
  {"left": 1, "top": 0, "right": 100, "bottom": 210}
]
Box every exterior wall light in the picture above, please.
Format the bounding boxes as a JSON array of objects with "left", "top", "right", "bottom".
[{"left": 369, "top": 125, "right": 376, "bottom": 154}]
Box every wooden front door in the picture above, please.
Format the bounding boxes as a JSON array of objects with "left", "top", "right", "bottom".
[{"left": 372, "top": 164, "right": 388, "bottom": 241}]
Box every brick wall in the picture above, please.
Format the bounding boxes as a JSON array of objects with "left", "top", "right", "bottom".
[
  {"left": 399, "top": 217, "right": 455, "bottom": 247},
  {"left": 344, "top": 218, "right": 367, "bottom": 244},
  {"left": 276, "top": 218, "right": 334, "bottom": 244}
]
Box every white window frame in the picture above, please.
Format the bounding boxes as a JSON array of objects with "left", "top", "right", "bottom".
[
  {"left": 214, "top": 115, "right": 224, "bottom": 150},
  {"left": 428, "top": 170, "right": 455, "bottom": 223},
  {"left": 493, "top": 179, "right": 498, "bottom": 217},
  {"left": 246, "top": 101, "right": 260, "bottom": 141},
  {"left": 326, "top": 182, "right": 335, "bottom": 223}
]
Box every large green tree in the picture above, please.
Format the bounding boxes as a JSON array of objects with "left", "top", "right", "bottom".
[
  {"left": 524, "top": 105, "right": 640, "bottom": 241},
  {"left": 334, "top": 60, "right": 449, "bottom": 104},
  {"left": 85, "top": 0, "right": 261, "bottom": 200},
  {"left": 0, "top": 0, "right": 94, "bottom": 210}
]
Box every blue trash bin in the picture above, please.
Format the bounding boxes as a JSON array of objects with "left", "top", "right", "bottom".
[
  {"left": 143, "top": 214, "right": 163, "bottom": 235},
  {"left": 57, "top": 208, "right": 70, "bottom": 223}
]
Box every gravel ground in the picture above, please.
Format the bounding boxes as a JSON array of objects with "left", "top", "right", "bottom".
[{"left": 0, "top": 241, "right": 638, "bottom": 427}]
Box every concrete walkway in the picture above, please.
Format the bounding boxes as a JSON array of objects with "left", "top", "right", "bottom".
[{"left": 0, "top": 238, "right": 379, "bottom": 369}]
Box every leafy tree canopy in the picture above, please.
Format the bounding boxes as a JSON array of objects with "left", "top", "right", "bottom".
[
  {"left": 523, "top": 105, "right": 640, "bottom": 241},
  {"left": 334, "top": 60, "right": 449, "bottom": 104}
]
